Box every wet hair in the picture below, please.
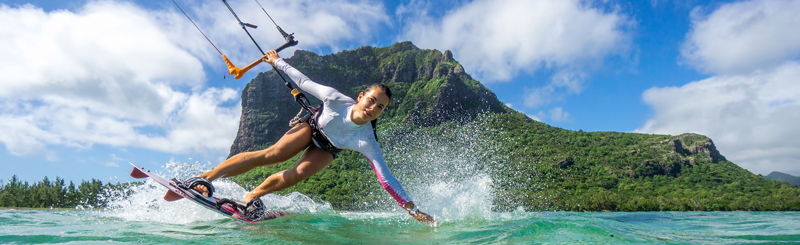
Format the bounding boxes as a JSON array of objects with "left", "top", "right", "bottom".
[{"left": 362, "top": 84, "right": 392, "bottom": 141}]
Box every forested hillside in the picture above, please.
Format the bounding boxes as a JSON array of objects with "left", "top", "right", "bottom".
[
  {"left": 228, "top": 42, "right": 800, "bottom": 211},
  {"left": 765, "top": 172, "right": 800, "bottom": 186},
  {"left": 0, "top": 175, "right": 132, "bottom": 209}
]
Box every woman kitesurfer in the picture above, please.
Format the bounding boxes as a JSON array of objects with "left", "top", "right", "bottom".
[{"left": 179, "top": 50, "right": 435, "bottom": 223}]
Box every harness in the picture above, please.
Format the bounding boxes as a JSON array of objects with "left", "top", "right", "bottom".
[{"left": 293, "top": 104, "right": 343, "bottom": 159}]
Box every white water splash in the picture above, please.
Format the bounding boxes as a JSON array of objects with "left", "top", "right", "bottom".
[
  {"left": 422, "top": 174, "right": 494, "bottom": 223},
  {"left": 381, "top": 116, "right": 528, "bottom": 224},
  {"left": 100, "top": 160, "right": 332, "bottom": 224}
]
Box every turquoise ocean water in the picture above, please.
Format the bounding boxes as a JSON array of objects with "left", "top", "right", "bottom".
[
  {"left": 2, "top": 161, "right": 799, "bottom": 244},
  {"left": 2, "top": 209, "right": 800, "bottom": 244}
]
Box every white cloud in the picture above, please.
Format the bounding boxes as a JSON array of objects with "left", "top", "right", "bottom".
[
  {"left": 524, "top": 70, "right": 587, "bottom": 107},
  {"left": 524, "top": 86, "right": 558, "bottom": 109},
  {"left": 681, "top": 0, "right": 800, "bottom": 74},
  {"left": 111, "top": 154, "right": 123, "bottom": 161},
  {"left": 548, "top": 107, "right": 571, "bottom": 123},
  {"left": 640, "top": 0, "right": 800, "bottom": 175},
  {"left": 0, "top": 2, "right": 241, "bottom": 158},
  {"left": 397, "top": 0, "right": 630, "bottom": 109},
  {"left": 104, "top": 154, "right": 122, "bottom": 168},
  {"left": 505, "top": 102, "right": 543, "bottom": 121},
  {"left": 525, "top": 107, "right": 571, "bottom": 124},
  {"left": 174, "top": 0, "right": 390, "bottom": 70},
  {"left": 501, "top": 100, "right": 564, "bottom": 123},
  {"left": 400, "top": 0, "right": 630, "bottom": 81},
  {"left": 526, "top": 114, "right": 541, "bottom": 121},
  {"left": 0, "top": 0, "right": 388, "bottom": 160},
  {"left": 649, "top": 0, "right": 661, "bottom": 7},
  {"left": 0, "top": 2, "right": 203, "bottom": 122},
  {"left": 637, "top": 62, "right": 800, "bottom": 175}
]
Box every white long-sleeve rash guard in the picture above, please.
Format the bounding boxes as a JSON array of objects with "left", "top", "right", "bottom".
[{"left": 275, "top": 58, "right": 413, "bottom": 208}]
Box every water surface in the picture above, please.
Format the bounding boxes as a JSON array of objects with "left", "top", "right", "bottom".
[
  {"left": 3, "top": 162, "right": 797, "bottom": 244},
  {"left": 2, "top": 209, "right": 799, "bottom": 244}
]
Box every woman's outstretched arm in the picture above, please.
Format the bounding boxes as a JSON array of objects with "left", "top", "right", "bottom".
[
  {"left": 360, "top": 143, "right": 436, "bottom": 224},
  {"left": 262, "top": 50, "right": 349, "bottom": 103}
]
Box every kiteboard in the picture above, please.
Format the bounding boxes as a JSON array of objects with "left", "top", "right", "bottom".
[{"left": 128, "top": 162, "right": 291, "bottom": 223}]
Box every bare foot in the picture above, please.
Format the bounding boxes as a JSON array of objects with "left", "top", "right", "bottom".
[
  {"left": 193, "top": 185, "right": 210, "bottom": 197},
  {"left": 243, "top": 191, "right": 257, "bottom": 204}
]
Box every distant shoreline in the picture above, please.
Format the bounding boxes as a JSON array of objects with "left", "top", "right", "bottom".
[
  {"left": 0, "top": 207, "right": 90, "bottom": 211},
  {"left": 4, "top": 207, "right": 800, "bottom": 213}
]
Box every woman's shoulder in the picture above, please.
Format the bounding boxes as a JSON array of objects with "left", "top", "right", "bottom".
[
  {"left": 324, "top": 93, "right": 355, "bottom": 107},
  {"left": 322, "top": 99, "right": 355, "bottom": 117}
]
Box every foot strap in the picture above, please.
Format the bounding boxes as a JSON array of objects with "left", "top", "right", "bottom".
[
  {"left": 215, "top": 198, "right": 266, "bottom": 221},
  {"left": 179, "top": 177, "right": 215, "bottom": 198},
  {"left": 216, "top": 198, "right": 245, "bottom": 213},
  {"left": 243, "top": 198, "right": 266, "bottom": 221}
]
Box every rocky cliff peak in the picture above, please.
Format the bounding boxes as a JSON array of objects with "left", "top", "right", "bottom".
[{"left": 228, "top": 42, "right": 507, "bottom": 157}]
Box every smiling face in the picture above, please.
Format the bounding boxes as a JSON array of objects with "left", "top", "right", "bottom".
[{"left": 352, "top": 87, "right": 390, "bottom": 125}]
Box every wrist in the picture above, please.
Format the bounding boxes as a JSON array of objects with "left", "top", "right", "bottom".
[
  {"left": 405, "top": 202, "right": 418, "bottom": 214},
  {"left": 409, "top": 205, "right": 418, "bottom": 214}
]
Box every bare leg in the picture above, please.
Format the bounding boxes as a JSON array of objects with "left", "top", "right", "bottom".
[
  {"left": 200, "top": 123, "right": 312, "bottom": 181},
  {"left": 243, "top": 146, "right": 334, "bottom": 203},
  {"left": 187, "top": 123, "right": 313, "bottom": 196}
]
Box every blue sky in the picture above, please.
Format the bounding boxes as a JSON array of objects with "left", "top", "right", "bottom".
[{"left": 1, "top": 0, "right": 799, "bottom": 184}]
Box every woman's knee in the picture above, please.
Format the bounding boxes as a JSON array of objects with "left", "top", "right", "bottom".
[{"left": 281, "top": 168, "right": 304, "bottom": 185}]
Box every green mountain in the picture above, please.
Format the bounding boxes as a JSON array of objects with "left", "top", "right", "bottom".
[
  {"left": 229, "top": 42, "right": 800, "bottom": 211},
  {"left": 765, "top": 172, "right": 800, "bottom": 186}
]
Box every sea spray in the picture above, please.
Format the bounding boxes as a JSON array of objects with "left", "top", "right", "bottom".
[
  {"left": 421, "top": 174, "right": 494, "bottom": 223},
  {"left": 101, "top": 160, "right": 333, "bottom": 224},
  {"left": 381, "top": 114, "right": 536, "bottom": 223}
]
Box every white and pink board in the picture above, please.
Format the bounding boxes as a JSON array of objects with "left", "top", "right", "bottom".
[{"left": 129, "top": 162, "right": 291, "bottom": 223}]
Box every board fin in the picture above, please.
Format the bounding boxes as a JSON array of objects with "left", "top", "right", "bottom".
[
  {"left": 127, "top": 162, "right": 288, "bottom": 223},
  {"left": 164, "top": 191, "right": 184, "bottom": 201},
  {"left": 130, "top": 165, "right": 149, "bottom": 179}
]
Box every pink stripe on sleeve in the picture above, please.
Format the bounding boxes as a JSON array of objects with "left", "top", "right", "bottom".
[{"left": 360, "top": 153, "right": 409, "bottom": 207}]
